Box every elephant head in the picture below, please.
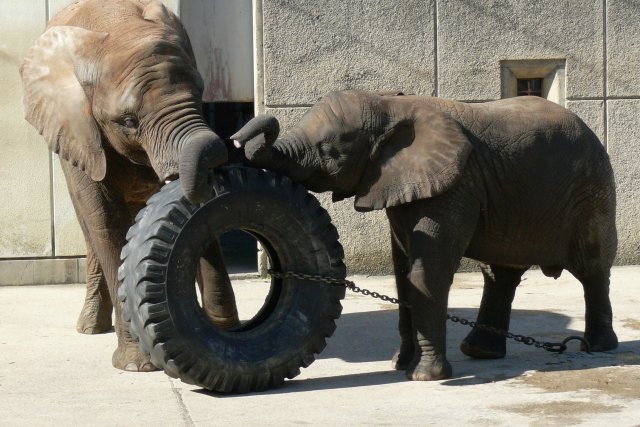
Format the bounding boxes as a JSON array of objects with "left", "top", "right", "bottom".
[
  {"left": 232, "top": 90, "right": 473, "bottom": 211},
  {"left": 19, "top": 0, "right": 226, "bottom": 203}
]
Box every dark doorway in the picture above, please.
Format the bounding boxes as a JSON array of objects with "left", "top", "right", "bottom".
[
  {"left": 203, "top": 102, "right": 254, "bottom": 162},
  {"left": 203, "top": 102, "right": 258, "bottom": 274}
]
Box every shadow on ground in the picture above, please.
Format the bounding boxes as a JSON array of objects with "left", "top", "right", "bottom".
[
  {"left": 318, "top": 307, "right": 580, "bottom": 364},
  {"left": 192, "top": 307, "right": 639, "bottom": 396},
  {"left": 286, "top": 307, "right": 638, "bottom": 393}
]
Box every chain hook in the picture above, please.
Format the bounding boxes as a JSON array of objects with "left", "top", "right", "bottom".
[{"left": 541, "top": 342, "right": 568, "bottom": 353}]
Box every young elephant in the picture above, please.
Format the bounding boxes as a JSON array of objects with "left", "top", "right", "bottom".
[
  {"left": 20, "top": 0, "right": 238, "bottom": 371},
  {"left": 232, "top": 90, "right": 618, "bottom": 381}
]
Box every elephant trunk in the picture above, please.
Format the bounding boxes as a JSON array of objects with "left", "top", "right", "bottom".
[
  {"left": 178, "top": 129, "right": 227, "bottom": 203},
  {"left": 231, "top": 115, "right": 314, "bottom": 183},
  {"left": 269, "top": 133, "right": 315, "bottom": 183},
  {"left": 147, "top": 101, "right": 228, "bottom": 204}
]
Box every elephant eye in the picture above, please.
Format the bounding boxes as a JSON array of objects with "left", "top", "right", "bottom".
[
  {"left": 120, "top": 115, "right": 138, "bottom": 129},
  {"left": 319, "top": 141, "right": 340, "bottom": 159}
]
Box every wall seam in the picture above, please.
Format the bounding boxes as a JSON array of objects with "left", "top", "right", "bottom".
[
  {"left": 567, "top": 95, "right": 640, "bottom": 101},
  {"left": 433, "top": 0, "right": 439, "bottom": 97},
  {"left": 45, "top": 0, "right": 56, "bottom": 257},
  {"left": 48, "top": 155, "right": 56, "bottom": 257},
  {"left": 603, "top": 0, "right": 608, "bottom": 151},
  {"left": 0, "top": 255, "right": 85, "bottom": 261},
  {"left": 253, "top": 0, "right": 266, "bottom": 115},
  {"left": 264, "top": 104, "right": 314, "bottom": 109}
]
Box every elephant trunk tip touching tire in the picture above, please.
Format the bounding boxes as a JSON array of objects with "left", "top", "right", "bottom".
[{"left": 178, "top": 130, "right": 229, "bottom": 204}]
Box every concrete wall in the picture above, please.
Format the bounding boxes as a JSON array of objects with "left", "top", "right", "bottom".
[
  {"left": 256, "top": 0, "right": 640, "bottom": 273},
  {"left": 0, "top": 2, "right": 51, "bottom": 259},
  {"left": 1, "top": 0, "right": 638, "bottom": 284}
]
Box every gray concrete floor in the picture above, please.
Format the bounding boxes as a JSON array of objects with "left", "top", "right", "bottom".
[{"left": 1, "top": 266, "right": 639, "bottom": 426}]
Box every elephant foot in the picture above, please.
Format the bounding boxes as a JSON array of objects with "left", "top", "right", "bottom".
[
  {"left": 112, "top": 342, "right": 158, "bottom": 372},
  {"left": 406, "top": 356, "right": 452, "bottom": 381},
  {"left": 584, "top": 327, "right": 618, "bottom": 352},
  {"left": 460, "top": 326, "right": 506, "bottom": 359},
  {"left": 76, "top": 301, "right": 113, "bottom": 335},
  {"left": 391, "top": 345, "right": 415, "bottom": 371}
]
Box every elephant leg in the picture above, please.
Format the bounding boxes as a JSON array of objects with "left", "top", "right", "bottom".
[
  {"left": 404, "top": 247, "right": 458, "bottom": 381},
  {"left": 388, "top": 205, "right": 477, "bottom": 381},
  {"left": 387, "top": 190, "right": 479, "bottom": 381},
  {"left": 460, "top": 264, "right": 528, "bottom": 359},
  {"left": 76, "top": 241, "right": 113, "bottom": 334},
  {"left": 572, "top": 267, "right": 618, "bottom": 351},
  {"left": 389, "top": 228, "right": 415, "bottom": 371},
  {"left": 96, "top": 222, "right": 155, "bottom": 372},
  {"left": 567, "top": 210, "right": 618, "bottom": 352},
  {"left": 61, "top": 163, "right": 155, "bottom": 372},
  {"left": 196, "top": 239, "right": 240, "bottom": 329}
]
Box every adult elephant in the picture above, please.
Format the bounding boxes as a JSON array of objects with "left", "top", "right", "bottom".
[
  {"left": 20, "top": 0, "right": 239, "bottom": 371},
  {"left": 232, "top": 90, "right": 618, "bottom": 381}
]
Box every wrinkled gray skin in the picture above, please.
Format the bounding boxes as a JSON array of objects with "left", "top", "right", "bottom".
[
  {"left": 233, "top": 90, "right": 618, "bottom": 381},
  {"left": 20, "top": 0, "right": 238, "bottom": 371}
]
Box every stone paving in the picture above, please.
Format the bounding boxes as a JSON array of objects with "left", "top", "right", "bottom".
[{"left": 1, "top": 266, "right": 639, "bottom": 426}]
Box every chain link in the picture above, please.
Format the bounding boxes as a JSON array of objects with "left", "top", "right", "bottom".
[
  {"left": 268, "top": 269, "right": 404, "bottom": 304},
  {"left": 268, "top": 269, "right": 590, "bottom": 354}
]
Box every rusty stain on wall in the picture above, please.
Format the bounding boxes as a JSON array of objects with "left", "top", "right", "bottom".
[
  {"left": 180, "top": 0, "right": 253, "bottom": 103},
  {"left": 204, "top": 47, "right": 232, "bottom": 102}
]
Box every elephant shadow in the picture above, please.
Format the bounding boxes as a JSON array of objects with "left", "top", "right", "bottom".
[
  {"left": 194, "top": 308, "right": 639, "bottom": 396},
  {"left": 276, "top": 307, "right": 640, "bottom": 392}
]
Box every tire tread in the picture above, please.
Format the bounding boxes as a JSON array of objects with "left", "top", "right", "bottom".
[{"left": 119, "top": 166, "right": 345, "bottom": 393}]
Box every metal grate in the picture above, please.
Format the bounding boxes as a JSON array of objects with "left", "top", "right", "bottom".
[{"left": 517, "top": 78, "right": 544, "bottom": 96}]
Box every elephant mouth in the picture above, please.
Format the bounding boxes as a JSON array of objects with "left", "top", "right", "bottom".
[
  {"left": 156, "top": 161, "right": 179, "bottom": 184},
  {"left": 163, "top": 173, "right": 179, "bottom": 184}
]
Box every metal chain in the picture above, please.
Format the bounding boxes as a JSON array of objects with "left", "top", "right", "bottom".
[{"left": 268, "top": 269, "right": 591, "bottom": 354}]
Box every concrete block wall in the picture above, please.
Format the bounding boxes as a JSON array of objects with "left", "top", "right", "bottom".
[
  {"left": 605, "top": 0, "right": 640, "bottom": 264},
  {"left": 256, "top": 0, "right": 640, "bottom": 273},
  {"left": 256, "top": 0, "right": 442, "bottom": 274}
]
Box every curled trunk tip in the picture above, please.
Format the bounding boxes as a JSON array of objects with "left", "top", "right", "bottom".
[{"left": 179, "top": 130, "right": 228, "bottom": 203}]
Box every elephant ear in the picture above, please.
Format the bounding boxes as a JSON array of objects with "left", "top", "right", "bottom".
[
  {"left": 142, "top": 1, "right": 186, "bottom": 37},
  {"left": 20, "top": 26, "right": 108, "bottom": 181},
  {"left": 354, "top": 105, "right": 473, "bottom": 212},
  {"left": 142, "top": 0, "right": 173, "bottom": 23},
  {"left": 142, "top": 1, "right": 195, "bottom": 59}
]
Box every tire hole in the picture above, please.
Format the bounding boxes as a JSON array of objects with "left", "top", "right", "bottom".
[{"left": 194, "top": 229, "right": 280, "bottom": 331}]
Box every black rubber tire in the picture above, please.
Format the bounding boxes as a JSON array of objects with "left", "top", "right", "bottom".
[{"left": 118, "top": 165, "right": 346, "bottom": 393}]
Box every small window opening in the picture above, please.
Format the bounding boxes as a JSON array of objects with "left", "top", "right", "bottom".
[
  {"left": 501, "top": 59, "right": 566, "bottom": 105},
  {"left": 517, "top": 78, "right": 544, "bottom": 97},
  {"left": 203, "top": 101, "right": 257, "bottom": 274}
]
